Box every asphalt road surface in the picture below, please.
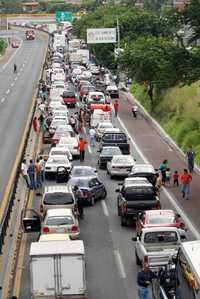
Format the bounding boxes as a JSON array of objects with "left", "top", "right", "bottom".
[
  {"left": 0, "top": 29, "right": 48, "bottom": 201},
  {"left": 19, "top": 105, "right": 195, "bottom": 299}
]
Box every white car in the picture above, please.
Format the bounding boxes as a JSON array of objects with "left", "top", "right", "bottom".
[
  {"left": 95, "top": 122, "right": 114, "bottom": 140},
  {"left": 49, "top": 147, "right": 73, "bottom": 161},
  {"left": 41, "top": 208, "right": 80, "bottom": 239},
  {"left": 87, "top": 91, "right": 106, "bottom": 105},
  {"left": 107, "top": 155, "right": 135, "bottom": 178},
  {"left": 58, "top": 136, "right": 79, "bottom": 157},
  {"left": 45, "top": 155, "right": 72, "bottom": 178},
  {"left": 49, "top": 119, "right": 68, "bottom": 134}
]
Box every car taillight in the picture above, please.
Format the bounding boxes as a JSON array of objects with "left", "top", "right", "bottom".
[
  {"left": 71, "top": 225, "right": 78, "bottom": 233},
  {"left": 43, "top": 227, "right": 49, "bottom": 233},
  {"left": 144, "top": 255, "right": 149, "bottom": 265},
  {"left": 74, "top": 146, "right": 78, "bottom": 149},
  {"left": 155, "top": 201, "right": 161, "bottom": 209},
  {"left": 180, "top": 222, "right": 185, "bottom": 229},
  {"left": 40, "top": 204, "right": 43, "bottom": 213},
  {"left": 122, "top": 202, "right": 128, "bottom": 213},
  {"left": 80, "top": 91, "right": 84, "bottom": 96}
]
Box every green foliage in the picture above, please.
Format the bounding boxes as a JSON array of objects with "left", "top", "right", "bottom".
[
  {"left": 0, "top": 39, "right": 7, "bottom": 55},
  {"left": 183, "top": 0, "right": 200, "bottom": 43}
]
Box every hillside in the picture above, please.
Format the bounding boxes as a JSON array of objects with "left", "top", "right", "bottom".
[{"left": 132, "top": 81, "right": 200, "bottom": 165}]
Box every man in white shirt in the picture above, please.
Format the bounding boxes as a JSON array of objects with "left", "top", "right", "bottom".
[
  {"left": 89, "top": 127, "right": 96, "bottom": 147},
  {"left": 39, "top": 156, "right": 46, "bottom": 182},
  {"left": 21, "top": 159, "right": 30, "bottom": 187}
]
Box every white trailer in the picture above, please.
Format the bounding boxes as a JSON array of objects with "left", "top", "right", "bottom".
[{"left": 30, "top": 240, "right": 87, "bottom": 299}]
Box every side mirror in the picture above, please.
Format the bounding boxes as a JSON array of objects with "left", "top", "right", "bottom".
[{"left": 115, "top": 188, "right": 120, "bottom": 192}]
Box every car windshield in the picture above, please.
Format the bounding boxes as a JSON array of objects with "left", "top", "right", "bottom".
[
  {"left": 124, "top": 187, "right": 156, "bottom": 201},
  {"left": 144, "top": 231, "right": 178, "bottom": 244},
  {"left": 60, "top": 138, "right": 75, "bottom": 144},
  {"left": 69, "top": 178, "right": 89, "bottom": 187},
  {"left": 63, "top": 92, "right": 75, "bottom": 97},
  {"left": 72, "top": 168, "right": 94, "bottom": 176},
  {"left": 51, "top": 151, "right": 66, "bottom": 156},
  {"left": 44, "top": 192, "right": 74, "bottom": 205},
  {"left": 102, "top": 148, "right": 121, "bottom": 155},
  {"left": 148, "top": 215, "right": 175, "bottom": 225},
  {"left": 46, "top": 216, "right": 74, "bottom": 226},
  {"left": 91, "top": 95, "right": 104, "bottom": 101}
]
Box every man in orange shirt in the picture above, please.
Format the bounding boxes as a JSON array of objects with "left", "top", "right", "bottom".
[
  {"left": 113, "top": 99, "right": 119, "bottom": 117},
  {"left": 78, "top": 137, "right": 87, "bottom": 161},
  {"left": 180, "top": 169, "right": 192, "bottom": 200}
]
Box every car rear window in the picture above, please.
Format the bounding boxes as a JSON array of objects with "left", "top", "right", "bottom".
[
  {"left": 63, "top": 91, "right": 75, "bottom": 97},
  {"left": 124, "top": 187, "right": 156, "bottom": 201},
  {"left": 102, "top": 133, "right": 126, "bottom": 142},
  {"left": 148, "top": 216, "right": 175, "bottom": 225},
  {"left": 69, "top": 178, "right": 89, "bottom": 187},
  {"left": 46, "top": 216, "right": 74, "bottom": 226},
  {"left": 44, "top": 192, "right": 74, "bottom": 205},
  {"left": 144, "top": 231, "right": 178, "bottom": 244}
]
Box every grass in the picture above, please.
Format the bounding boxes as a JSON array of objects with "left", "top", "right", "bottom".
[{"left": 131, "top": 81, "right": 200, "bottom": 166}]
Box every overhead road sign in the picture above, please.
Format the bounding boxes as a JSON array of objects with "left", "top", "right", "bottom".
[
  {"left": 87, "top": 28, "right": 116, "bottom": 44},
  {"left": 55, "top": 11, "right": 72, "bottom": 23}
]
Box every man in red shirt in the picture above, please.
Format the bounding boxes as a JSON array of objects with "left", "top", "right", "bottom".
[
  {"left": 113, "top": 99, "right": 119, "bottom": 117},
  {"left": 180, "top": 169, "right": 192, "bottom": 200},
  {"left": 78, "top": 137, "right": 87, "bottom": 161}
]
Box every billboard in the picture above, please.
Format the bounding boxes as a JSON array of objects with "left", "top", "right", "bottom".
[{"left": 87, "top": 28, "right": 116, "bottom": 44}]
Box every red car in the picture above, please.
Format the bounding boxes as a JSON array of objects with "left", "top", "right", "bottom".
[
  {"left": 136, "top": 209, "right": 186, "bottom": 237},
  {"left": 62, "top": 91, "right": 76, "bottom": 107},
  {"left": 11, "top": 41, "right": 20, "bottom": 48}
]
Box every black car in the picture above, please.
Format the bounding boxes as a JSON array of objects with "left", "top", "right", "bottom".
[
  {"left": 98, "top": 146, "right": 122, "bottom": 169},
  {"left": 116, "top": 177, "right": 161, "bottom": 226},
  {"left": 68, "top": 176, "right": 107, "bottom": 206},
  {"left": 100, "top": 131, "right": 130, "bottom": 155}
]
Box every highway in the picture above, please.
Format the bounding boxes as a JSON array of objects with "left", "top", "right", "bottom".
[
  {"left": 18, "top": 102, "right": 195, "bottom": 299},
  {"left": 0, "top": 28, "right": 48, "bottom": 202}
]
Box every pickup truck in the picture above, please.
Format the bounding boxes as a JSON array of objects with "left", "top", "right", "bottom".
[
  {"left": 133, "top": 227, "right": 181, "bottom": 272},
  {"left": 100, "top": 131, "right": 130, "bottom": 155}
]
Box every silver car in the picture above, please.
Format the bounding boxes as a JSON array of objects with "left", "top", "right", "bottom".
[{"left": 107, "top": 155, "right": 135, "bottom": 178}]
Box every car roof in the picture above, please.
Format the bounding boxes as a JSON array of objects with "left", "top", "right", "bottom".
[
  {"left": 44, "top": 185, "right": 72, "bottom": 193},
  {"left": 72, "top": 166, "right": 93, "bottom": 170},
  {"left": 46, "top": 208, "right": 73, "bottom": 217},
  {"left": 102, "top": 146, "right": 121, "bottom": 150},
  {"left": 69, "top": 176, "right": 96, "bottom": 182},
  {"left": 124, "top": 177, "right": 149, "bottom": 184},
  {"left": 103, "top": 128, "right": 121, "bottom": 133},
  {"left": 132, "top": 164, "right": 155, "bottom": 174},
  {"left": 142, "top": 227, "right": 179, "bottom": 233},
  {"left": 124, "top": 177, "right": 153, "bottom": 187}
]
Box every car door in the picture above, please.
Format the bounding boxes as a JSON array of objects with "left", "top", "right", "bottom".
[
  {"left": 89, "top": 178, "right": 102, "bottom": 199},
  {"left": 21, "top": 209, "right": 41, "bottom": 233}
]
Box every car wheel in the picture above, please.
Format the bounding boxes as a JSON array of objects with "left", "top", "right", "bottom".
[
  {"left": 90, "top": 196, "right": 95, "bottom": 206},
  {"left": 121, "top": 216, "right": 127, "bottom": 226},
  {"left": 101, "top": 189, "right": 107, "bottom": 199},
  {"left": 135, "top": 251, "right": 142, "bottom": 266}
]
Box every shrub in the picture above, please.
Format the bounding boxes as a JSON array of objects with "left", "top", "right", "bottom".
[
  {"left": 181, "top": 130, "right": 200, "bottom": 151},
  {"left": 176, "top": 118, "right": 199, "bottom": 146}
]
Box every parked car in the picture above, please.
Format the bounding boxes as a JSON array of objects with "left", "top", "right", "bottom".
[
  {"left": 70, "top": 166, "right": 97, "bottom": 178},
  {"left": 136, "top": 210, "right": 186, "bottom": 238},
  {"left": 95, "top": 122, "right": 114, "bottom": 141},
  {"left": 98, "top": 146, "right": 122, "bottom": 169},
  {"left": 116, "top": 177, "right": 161, "bottom": 226},
  {"left": 62, "top": 90, "right": 77, "bottom": 107},
  {"left": 106, "top": 85, "right": 119, "bottom": 98},
  {"left": 129, "top": 164, "right": 156, "bottom": 185},
  {"left": 45, "top": 155, "right": 72, "bottom": 178},
  {"left": 100, "top": 131, "right": 130, "bottom": 154},
  {"left": 86, "top": 91, "right": 106, "bottom": 106},
  {"left": 58, "top": 136, "right": 79, "bottom": 157},
  {"left": 41, "top": 208, "right": 80, "bottom": 239},
  {"left": 49, "top": 119, "right": 68, "bottom": 135},
  {"left": 51, "top": 125, "right": 74, "bottom": 145},
  {"left": 49, "top": 147, "right": 73, "bottom": 161},
  {"left": 107, "top": 155, "right": 135, "bottom": 178},
  {"left": 40, "top": 185, "right": 76, "bottom": 215},
  {"left": 68, "top": 176, "right": 107, "bottom": 206}
]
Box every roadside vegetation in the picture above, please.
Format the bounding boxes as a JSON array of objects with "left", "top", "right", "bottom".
[{"left": 0, "top": 39, "right": 7, "bottom": 56}]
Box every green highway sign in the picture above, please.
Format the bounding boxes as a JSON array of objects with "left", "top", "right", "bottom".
[{"left": 55, "top": 11, "right": 72, "bottom": 23}]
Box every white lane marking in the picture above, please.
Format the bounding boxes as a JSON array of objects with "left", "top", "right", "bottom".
[
  {"left": 6, "top": 89, "right": 10, "bottom": 94},
  {"left": 118, "top": 115, "right": 200, "bottom": 240},
  {"left": 2, "top": 39, "right": 23, "bottom": 70},
  {"left": 20, "top": 67, "right": 23, "bottom": 72},
  {"left": 1, "top": 98, "right": 5, "bottom": 103},
  {"left": 88, "top": 144, "right": 92, "bottom": 154},
  {"left": 11, "top": 82, "right": 14, "bottom": 87},
  {"left": 101, "top": 200, "right": 109, "bottom": 217},
  {"left": 114, "top": 250, "right": 126, "bottom": 279}
]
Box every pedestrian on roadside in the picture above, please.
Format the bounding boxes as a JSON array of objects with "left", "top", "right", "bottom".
[
  {"left": 21, "top": 159, "right": 30, "bottom": 188},
  {"left": 73, "top": 185, "right": 84, "bottom": 219},
  {"left": 173, "top": 170, "right": 179, "bottom": 187},
  {"left": 78, "top": 137, "right": 87, "bottom": 161},
  {"left": 113, "top": 99, "right": 119, "bottom": 117},
  {"left": 69, "top": 115, "right": 76, "bottom": 131},
  {"left": 186, "top": 145, "right": 195, "bottom": 173},
  {"left": 89, "top": 127, "right": 96, "bottom": 147},
  {"left": 32, "top": 117, "right": 39, "bottom": 134},
  {"left": 165, "top": 168, "right": 171, "bottom": 186},
  {"left": 155, "top": 173, "right": 162, "bottom": 195},
  {"left": 38, "top": 113, "right": 45, "bottom": 133},
  {"left": 159, "top": 159, "right": 168, "bottom": 185},
  {"left": 137, "top": 263, "right": 157, "bottom": 299},
  {"left": 39, "top": 156, "right": 46, "bottom": 182},
  {"left": 27, "top": 159, "right": 36, "bottom": 190},
  {"left": 132, "top": 104, "right": 138, "bottom": 118},
  {"left": 35, "top": 159, "right": 42, "bottom": 196},
  {"left": 180, "top": 169, "right": 192, "bottom": 200}
]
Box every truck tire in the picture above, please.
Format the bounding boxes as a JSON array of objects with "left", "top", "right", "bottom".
[
  {"left": 121, "top": 216, "right": 127, "bottom": 226},
  {"left": 135, "top": 251, "right": 142, "bottom": 266}
]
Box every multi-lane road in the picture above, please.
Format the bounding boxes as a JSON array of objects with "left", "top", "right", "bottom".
[{"left": 0, "top": 28, "right": 48, "bottom": 201}]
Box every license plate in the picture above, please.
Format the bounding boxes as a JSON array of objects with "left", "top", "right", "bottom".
[{"left": 56, "top": 228, "right": 65, "bottom": 233}]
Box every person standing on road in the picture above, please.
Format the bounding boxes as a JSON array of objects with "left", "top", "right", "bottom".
[
  {"left": 132, "top": 104, "right": 138, "bottom": 118},
  {"left": 137, "top": 263, "right": 157, "bottom": 299},
  {"left": 78, "top": 137, "right": 87, "bottom": 161},
  {"left": 180, "top": 169, "right": 192, "bottom": 200},
  {"left": 21, "top": 159, "right": 30, "bottom": 188},
  {"left": 173, "top": 170, "right": 179, "bottom": 187},
  {"left": 27, "top": 159, "right": 36, "bottom": 190},
  {"left": 13, "top": 64, "right": 17, "bottom": 73},
  {"left": 35, "top": 159, "right": 42, "bottom": 196},
  {"left": 89, "top": 127, "right": 96, "bottom": 147},
  {"left": 38, "top": 113, "right": 45, "bottom": 133},
  {"left": 39, "top": 156, "right": 46, "bottom": 182},
  {"left": 186, "top": 145, "right": 195, "bottom": 173},
  {"left": 159, "top": 159, "right": 168, "bottom": 185},
  {"left": 32, "top": 117, "right": 39, "bottom": 134},
  {"left": 73, "top": 185, "right": 84, "bottom": 219},
  {"left": 113, "top": 99, "right": 119, "bottom": 117}
]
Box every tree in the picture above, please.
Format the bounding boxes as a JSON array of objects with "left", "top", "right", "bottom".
[{"left": 183, "top": 0, "right": 200, "bottom": 43}]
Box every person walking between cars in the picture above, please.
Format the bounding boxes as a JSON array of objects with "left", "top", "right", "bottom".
[
  {"left": 73, "top": 185, "right": 84, "bottom": 219},
  {"left": 27, "top": 159, "right": 36, "bottom": 190},
  {"left": 89, "top": 127, "right": 96, "bottom": 147},
  {"left": 21, "top": 159, "right": 30, "bottom": 188},
  {"left": 186, "top": 145, "right": 195, "bottom": 173},
  {"left": 32, "top": 117, "right": 39, "bottom": 134},
  {"left": 113, "top": 99, "right": 119, "bottom": 117},
  {"left": 39, "top": 156, "right": 45, "bottom": 182},
  {"left": 137, "top": 263, "right": 157, "bottom": 299},
  {"left": 180, "top": 169, "right": 192, "bottom": 200},
  {"left": 159, "top": 159, "right": 168, "bottom": 185},
  {"left": 78, "top": 137, "right": 87, "bottom": 161},
  {"left": 35, "top": 159, "right": 42, "bottom": 196}
]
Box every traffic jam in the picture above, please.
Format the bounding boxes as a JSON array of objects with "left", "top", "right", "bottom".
[{"left": 19, "top": 24, "right": 200, "bottom": 299}]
